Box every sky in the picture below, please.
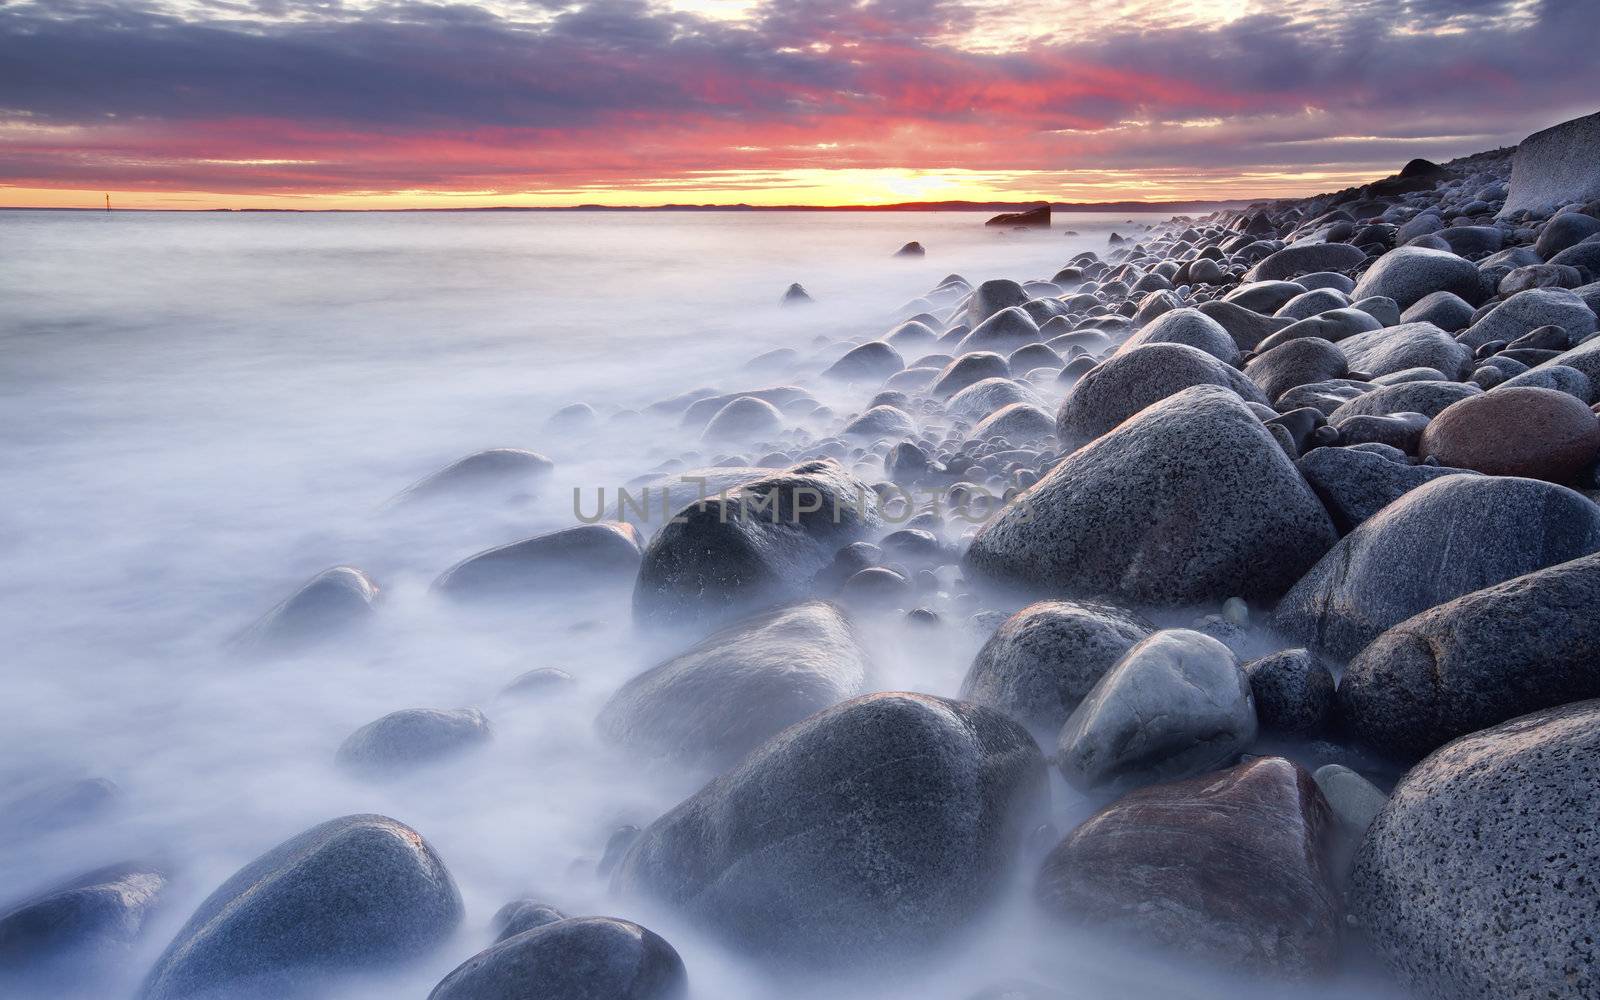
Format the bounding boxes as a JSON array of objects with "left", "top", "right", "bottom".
[{"left": 1, "top": 0, "right": 1596, "bottom": 209}]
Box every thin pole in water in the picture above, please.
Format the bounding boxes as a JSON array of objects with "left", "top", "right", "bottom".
[{"left": 105, "top": 193, "right": 111, "bottom": 212}]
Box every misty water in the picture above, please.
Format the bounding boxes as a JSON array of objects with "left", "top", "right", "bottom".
[{"left": 0, "top": 209, "right": 1400, "bottom": 999}]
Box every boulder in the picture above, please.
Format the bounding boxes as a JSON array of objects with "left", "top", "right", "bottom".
[
  {"left": 1254, "top": 307, "right": 1382, "bottom": 352},
  {"left": 492, "top": 901, "right": 566, "bottom": 942},
  {"left": 701, "top": 396, "right": 785, "bottom": 440},
  {"left": 336, "top": 708, "right": 492, "bottom": 776},
  {"left": 1115, "top": 308, "right": 1239, "bottom": 366},
  {"left": 1246, "top": 242, "right": 1366, "bottom": 282},
  {"left": 970, "top": 402, "right": 1056, "bottom": 443},
  {"left": 611, "top": 693, "right": 1046, "bottom": 967},
  {"left": 959, "top": 601, "right": 1153, "bottom": 734},
  {"left": 840, "top": 405, "right": 915, "bottom": 441},
  {"left": 965, "top": 386, "right": 1336, "bottom": 604},
  {"left": 1274, "top": 475, "right": 1600, "bottom": 662},
  {"left": 1036, "top": 757, "right": 1338, "bottom": 978},
  {"left": 1456, "top": 287, "right": 1597, "bottom": 349},
  {"left": 1399, "top": 290, "right": 1474, "bottom": 331},
  {"left": 931, "top": 353, "right": 1010, "bottom": 398},
  {"left": 633, "top": 460, "right": 878, "bottom": 629},
  {"left": 426, "top": 917, "right": 686, "bottom": 1000},
  {"left": 1535, "top": 212, "right": 1600, "bottom": 259},
  {"left": 138, "top": 815, "right": 461, "bottom": 1000},
  {"left": 1224, "top": 281, "right": 1307, "bottom": 314},
  {"left": 1295, "top": 446, "right": 1475, "bottom": 534},
  {"left": 1497, "top": 110, "right": 1600, "bottom": 217},
  {"left": 1350, "top": 247, "right": 1482, "bottom": 310},
  {"left": 236, "top": 566, "right": 378, "bottom": 653},
  {"left": 1338, "top": 552, "right": 1600, "bottom": 759},
  {"left": 945, "top": 378, "right": 1042, "bottom": 423},
  {"left": 0, "top": 861, "right": 167, "bottom": 967},
  {"left": 967, "top": 279, "right": 1030, "bottom": 325},
  {"left": 1242, "top": 648, "right": 1333, "bottom": 735},
  {"left": 1350, "top": 700, "right": 1600, "bottom": 998},
  {"left": 1419, "top": 386, "right": 1600, "bottom": 481},
  {"left": 986, "top": 205, "right": 1050, "bottom": 229},
  {"left": 1245, "top": 337, "right": 1348, "bottom": 401},
  {"left": 823, "top": 342, "right": 903, "bottom": 381},
  {"left": 1337, "top": 321, "right": 1472, "bottom": 378},
  {"left": 597, "top": 602, "right": 869, "bottom": 767},
  {"left": 956, "top": 307, "right": 1042, "bottom": 355},
  {"left": 389, "top": 449, "right": 554, "bottom": 507},
  {"left": 1196, "top": 299, "right": 1292, "bottom": 351},
  {"left": 1056, "top": 343, "right": 1267, "bottom": 444},
  {"left": 434, "top": 523, "right": 643, "bottom": 600},
  {"left": 1326, "top": 379, "right": 1480, "bottom": 421}
]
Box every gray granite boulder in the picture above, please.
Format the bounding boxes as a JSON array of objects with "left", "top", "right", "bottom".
[
  {"left": 840, "top": 405, "right": 915, "bottom": 441},
  {"left": 633, "top": 460, "right": 878, "bottom": 629},
  {"left": 1350, "top": 247, "right": 1482, "bottom": 310},
  {"left": 700, "top": 396, "right": 785, "bottom": 440},
  {"left": 1115, "top": 308, "right": 1239, "bottom": 365},
  {"left": 1242, "top": 648, "right": 1333, "bottom": 735},
  {"left": 389, "top": 449, "right": 554, "bottom": 507},
  {"left": 336, "top": 708, "right": 492, "bottom": 777},
  {"left": 1056, "top": 629, "right": 1257, "bottom": 791},
  {"left": 1338, "top": 551, "right": 1600, "bottom": 759},
  {"left": 1275, "top": 475, "right": 1600, "bottom": 663},
  {"left": 435, "top": 523, "right": 643, "bottom": 600},
  {"left": 426, "top": 917, "right": 685, "bottom": 1000},
  {"left": 236, "top": 566, "right": 378, "bottom": 653},
  {"left": 1497, "top": 109, "right": 1600, "bottom": 217},
  {"left": 611, "top": 693, "right": 1046, "bottom": 968},
  {"left": 956, "top": 306, "right": 1042, "bottom": 355},
  {"left": 0, "top": 861, "right": 167, "bottom": 967},
  {"left": 1196, "top": 298, "right": 1293, "bottom": 351},
  {"left": 1245, "top": 337, "right": 1348, "bottom": 402},
  {"left": 1246, "top": 242, "right": 1366, "bottom": 282},
  {"left": 1295, "top": 446, "right": 1476, "bottom": 534},
  {"left": 597, "top": 602, "right": 869, "bottom": 766},
  {"left": 1326, "top": 380, "right": 1480, "bottom": 421},
  {"left": 931, "top": 352, "right": 1010, "bottom": 398},
  {"left": 1399, "top": 290, "right": 1474, "bottom": 330},
  {"left": 823, "top": 341, "right": 903, "bottom": 381},
  {"left": 1224, "top": 281, "right": 1307, "bottom": 314},
  {"left": 959, "top": 600, "right": 1154, "bottom": 735},
  {"left": 1337, "top": 321, "right": 1472, "bottom": 378},
  {"left": 945, "top": 378, "right": 1042, "bottom": 423},
  {"left": 966, "top": 386, "right": 1336, "bottom": 605},
  {"left": 139, "top": 815, "right": 462, "bottom": 1000},
  {"left": 971, "top": 402, "right": 1056, "bottom": 443},
  {"left": 1037, "top": 757, "right": 1338, "bottom": 978},
  {"left": 1457, "top": 287, "right": 1597, "bottom": 349},
  {"left": 1350, "top": 700, "right": 1600, "bottom": 998},
  {"left": 1056, "top": 343, "right": 1267, "bottom": 444}
]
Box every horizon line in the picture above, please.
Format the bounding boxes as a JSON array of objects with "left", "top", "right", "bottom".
[{"left": 3, "top": 197, "right": 1264, "bottom": 215}]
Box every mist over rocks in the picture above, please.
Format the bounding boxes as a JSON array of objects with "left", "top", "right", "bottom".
[{"left": 426, "top": 916, "right": 687, "bottom": 1000}]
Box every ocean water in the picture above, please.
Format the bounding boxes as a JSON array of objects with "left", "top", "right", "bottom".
[{"left": 0, "top": 209, "right": 1399, "bottom": 999}]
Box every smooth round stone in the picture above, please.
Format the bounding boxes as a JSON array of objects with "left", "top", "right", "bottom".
[
  {"left": 1241, "top": 648, "right": 1333, "bottom": 735},
  {"left": 823, "top": 341, "right": 904, "bottom": 381},
  {"left": 491, "top": 900, "right": 566, "bottom": 942},
  {"left": 701, "top": 396, "right": 785, "bottom": 440},
  {"left": 1350, "top": 246, "right": 1482, "bottom": 310},
  {"left": 336, "top": 709, "right": 492, "bottom": 777},
  {"left": 426, "top": 916, "right": 686, "bottom": 1000},
  {"left": 1419, "top": 386, "right": 1600, "bottom": 480}
]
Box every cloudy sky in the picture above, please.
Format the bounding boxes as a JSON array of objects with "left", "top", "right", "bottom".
[{"left": 1, "top": 0, "right": 1595, "bottom": 208}]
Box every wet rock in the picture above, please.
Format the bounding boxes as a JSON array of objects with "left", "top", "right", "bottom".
[
  {"left": 611, "top": 693, "right": 1046, "bottom": 968},
  {"left": 1350, "top": 699, "right": 1600, "bottom": 999},
  {"left": 1057, "top": 343, "right": 1267, "bottom": 444},
  {"left": 1419, "top": 385, "right": 1600, "bottom": 481},
  {"left": 700, "top": 396, "right": 785, "bottom": 441},
  {"left": 1311, "top": 764, "right": 1386, "bottom": 841},
  {"left": 1036, "top": 757, "right": 1338, "bottom": 978},
  {"left": 1224, "top": 280, "right": 1307, "bottom": 314},
  {"left": 1295, "top": 445, "right": 1475, "bottom": 534},
  {"left": 1254, "top": 307, "right": 1382, "bottom": 352},
  {"left": 945, "top": 377, "right": 1042, "bottom": 423},
  {"left": 1398, "top": 290, "right": 1474, "bottom": 331},
  {"left": 1243, "top": 648, "right": 1333, "bottom": 735},
  {"left": 1338, "top": 552, "right": 1600, "bottom": 759},
  {"left": 389, "top": 449, "right": 555, "bottom": 507},
  {"left": 931, "top": 352, "right": 1010, "bottom": 398},
  {"left": 840, "top": 405, "right": 915, "bottom": 441},
  {"left": 138, "top": 815, "right": 462, "bottom": 1000},
  {"left": 435, "top": 523, "right": 643, "bottom": 600},
  {"left": 1056, "top": 629, "right": 1256, "bottom": 791},
  {"left": 598, "top": 602, "right": 868, "bottom": 766},
  {"left": 823, "top": 342, "right": 903, "bottom": 382},
  {"left": 894, "top": 241, "right": 926, "bottom": 257},
  {"left": 967, "top": 279, "right": 1031, "bottom": 326},
  {"left": 959, "top": 600, "right": 1153, "bottom": 734},
  {"left": 965, "top": 385, "right": 1336, "bottom": 605},
  {"left": 986, "top": 205, "right": 1050, "bottom": 229},
  {"left": 633, "top": 460, "right": 879, "bottom": 629},
  {"left": 336, "top": 708, "right": 492, "bottom": 777},
  {"left": 428, "top": 916, "right": 686, "bottom": 1000},
  {"left": 0, "top": 861, "right": 167, "bottom": 967},
  {"left": 1349, "top": 247, "right": 1482, "bottom": 310},
  {"left": 1536, "top": 212, "right": 1600, "bottom": 259},
  {"left": 1275, "top": 475, "right": 1600, "bottom": 662},
  {"left": 236, "top": 566, "right": 378, "bottom": 653},
  {"left": 970, "top": 402, "right": 1055, "bottom": 443},
  {"left": 1333, "top": 411, "right": 1429, "bottom": 453},
  {"left": 957, "top": 306, "right": 1042, "bottom": 355}
]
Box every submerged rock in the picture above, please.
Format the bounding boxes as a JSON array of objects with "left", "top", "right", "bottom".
[
  {"left": 633, "top": 460, "right": 879, "bottom": 629},
  {"left": 427, "top": 916, "right": 686, "bottom": 1000},
  {"left": 138, "top": 815, "right": 461, "bottom": 1000},
  {"left": 336, "top": 708, "right": 492, "bottom": 777},
  {"left": 597, "top": 602, "right": 869, "bottom": 766},
  {"left": 611, "top": 693, "right": 1045, "bottom": 968},
  {"left": 236, "top": 566, "right": 379, "bottom": 653},
  {"left": 0, "top": 861, "right": 167, "bottom": 967},
  {"left": 1350, "top": 700, "right": 1600, "bottom": 999},
  {"left": 388, "top": 449, "right": 555, "bottom": 507},
  {"left": 434, "top": 523, "right": 643, "bottom": 600},
  {"left": 1036, "top": 756, "right": 1338, "bottom": 978}
]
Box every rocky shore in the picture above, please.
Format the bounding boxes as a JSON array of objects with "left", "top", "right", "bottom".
[{"left": 7, "top": 111, "right": 1600, "bottom": 1000}]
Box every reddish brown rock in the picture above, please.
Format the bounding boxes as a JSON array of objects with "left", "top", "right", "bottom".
[
  {"left": 1419, "top": 386, "right": 1600, "bottom": 481},
  {"left": 1034, "top": 757, "right": 1340, "bottom": 979}
]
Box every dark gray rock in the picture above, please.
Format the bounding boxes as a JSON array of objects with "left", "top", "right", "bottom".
[
  {"left": 138, "top": 815, "right": 462, "bottom": 1000},
  {"left": 701, "top": 396, "right": 784, "bottom": 440},
  {"left": 1245, "top": 337, "right": 1348, "bottom": 401},
  {"left": 1223, "top": 280, "right": 1307, "bottom": 314},
  {"left": 1536, "top": 212, "right": 1600, "bottom": 259},
  {"left": 1275, "top": 379, "right": 1370, "bottom": 417},
  {"left": 1333, "top": 411, "right": 1429, "bottom": 453},
  {"left": 1057, "top": 343, "right": 1267, "bottom": 444},
  {"left": 1398, "top": 290, "right": 1474, "bottom": 331},
  {"left": 611, "top": 693, "right": 1046, "bottom": 968},
  {"left": 597, "top": 602, "right": 869, "bottom": 766},
  {"left": 965, "top": 386, "right": 1336, "bottom": 605},
  {"left": 1311, "top": 764, "right": 1386, "bottom": 841},
  {"left": 1350, "top": 247, "right": 1482, "bottom": 310},
  {"left": 0, "top": 861, "right": 167, "bottom": 967},
  {"left": 1115, "top": 308, "right": 1239, "bottom": 365},
  {"left": 1275, "top": 287, "right": 1351, "bottom": 321},
  {"left": 1350, "top": 700, "right": 1600, "bottom": 998},
  {"left": 435, "top": 523, "right": 642, "bottom": 600},
  {"left": 1326, "top": 379, "right": 1480, "bottom": 421},
  {"left": 823, "top": 342, "right": 904, "bottom": 381},
  {"left": 971, "top": 402, "right": 1056, "bottom": 443},
  {"left": 1337, "top": 321, "right": 1472, "bottom": 378},
  {"left": 956, "top": 307, "right": 1042, "bottom": 355},
  {"left": 1275, "top": 475, "right": 1600, "bottom": 663},
  {"left": 1243, "top": 648, "right": 1333, "bottom": 735},
  {"left": 945, "top": 378, "right": 1042, "bottom": 424},
  {"left": 1497, "top": 110, "right": 1600, "bottom": 217},
  {"left": 1295, "top": 445, "right": 1475, "bottom": 534},
  {"left": 1036, "top": 756, "right": 1338, "bottom": 978},
  {"left": 491, "top": 901, "right": 566, "bottom": 942},
  {"left": 931, "top": 353, "right": 1010, "bottom": 398},
  {"left": 1339, "top": 552, "right": 1600, "bottom": 759},
  {"left": 967, "top": 279, "right": 1030, "bottom": 325},
  {"left": 959, "top": 600, "right": 1153, "bottom": 734},
  {"left": 1196, "top": 299, "right": 1293, "bottom": 352},
  {"left": 1246, "top": 242, "right": 1366, "bottom": 282},
  {"left": 1457, "top": 287, "right": 1597, "bottom": 349},
  {"left": 633, "top": 460, "right": 878, "bottom": 629},
  {"left": 336, "top": 708, "right": 491, "bottom": 777},
  {"left": 427, "top": 917, "right": 686, "bottom": 1000},
  {"left": 1254, "top": 307, "right": 1382, "bottom": 352},
  {"left": 1500, "top": 362, "right": 1592, "bottom": 400}
]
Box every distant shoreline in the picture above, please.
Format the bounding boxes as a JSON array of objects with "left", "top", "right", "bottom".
[{"left": 0, "top": 199, "right": 1256, "bottom": 215}]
